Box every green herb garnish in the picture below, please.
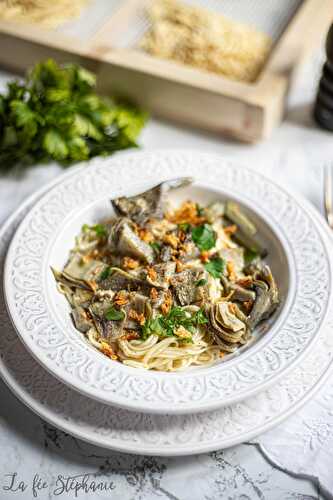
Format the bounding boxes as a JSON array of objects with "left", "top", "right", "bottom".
[
  {"left": 204, "top": 256, "right": 225, "bottom": 278},
  {"left": 149, "top": 242, "right": 161, "bottom": 254},
  {"left": 195, "top": 278, "right": 207, "bottom": 287},
  {"left": 99, "top": 266, "right": 112, "bottom": 280},
  {"left": 196, "top": 203, "right": 205, "bottom": 217},
  {"left": 141, "top": 317, "right": 165, "bottom": 339},
  {"left": 0, "top": 59, "right": 147, "bottom": 171},
  {"left": 194, "top": 308, "right": 209, "bottom": 326},
  {"left": 244, "top": 249, "right": 259, "bottom": 265},
  {"left": 91, "top": 224, "right": 108, "bottom": 238},
  {"left": 82, "top": 223, "right": 107, "bottom": 238},
  {"left": 191, "top": 224, "right": 216, "bottom": 251},
  {"left": 178, "top": 223, "right": 190, "bottom": 232},
  {"left": 105, "top": 307, "right": 125, "bottom": 321},
  {"left": 141, "top": 307, "right": 208, "bottom": 340}
]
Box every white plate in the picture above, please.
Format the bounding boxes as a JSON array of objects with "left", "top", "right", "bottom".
[
  {"left": 4, "top": 151, "right": 332, "bottom": 414},
  {"left": 1, "top": 161, "right": 333, "bottom": 455}
]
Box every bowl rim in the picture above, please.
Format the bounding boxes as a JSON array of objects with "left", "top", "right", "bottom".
[{"left": 4, "top": 150, "right": 331, "bottom": 414}]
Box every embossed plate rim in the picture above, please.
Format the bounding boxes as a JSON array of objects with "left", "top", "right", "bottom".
[
  {"left": 1, "top": 157, "right": 333, "bottom": 455},
  {"left": 3, "top": 151, "right": 331, "bottom": 414}
]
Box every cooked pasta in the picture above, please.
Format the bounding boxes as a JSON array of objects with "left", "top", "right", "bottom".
[{"left": 53, "top": 178, "right": 279, "bottom": 372}]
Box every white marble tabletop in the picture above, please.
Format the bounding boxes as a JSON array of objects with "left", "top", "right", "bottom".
[{"left": 1, "top": 50, "right": 333, "bottom": 500}]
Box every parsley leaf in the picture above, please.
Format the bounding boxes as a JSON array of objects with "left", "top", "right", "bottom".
[
  {"left": 105, "top": 307, "right": 125, "bottom": 321},
  {"left": 43, "top": 129, "right": 68, "bottom": 160},
  {"left": 0, "top": 59, "right": 147, "bottom": 172},
  {"left": 91, "top": 224, "right": 108, "bottom": 238},
  {"left": 82, "top": 223, "right": 107, "bottom": 238},
  {"left": 204, "top": 256, "right": 225, "bottom": 278},
  {"left": 99, "top": 266, "right": 112, "bottom": 280},
  {"left": 178, "top": 223, "right": 191, "bottom": 232},
  {"left": 149, "top": 242, "right": 161, "bottom": 254},
  {"left": 196, "top": 203, "right": 205, "bottom": 217},
  {"left": 194, "top": 308, "right": 209, "bottom": 325},
  {"left": 195, "top": 278, "right": 207, "bottom": 287},
  {"left": 244, "top": 249, "right": 259, "bottom": 265},
  {"left": 191, "top": 224, "right": 216, "bottom": 251},
  {"left": 141, "top": 317, "right": 165, "bottom": 339}
]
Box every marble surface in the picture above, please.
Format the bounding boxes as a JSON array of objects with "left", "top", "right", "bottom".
[{"left": 0, "top": 50, "right": 332, "bottom": 499}]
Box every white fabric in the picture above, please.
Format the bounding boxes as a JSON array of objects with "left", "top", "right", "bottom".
[{"left": 253, "top": 375, "right": 333, "bottom": 497}]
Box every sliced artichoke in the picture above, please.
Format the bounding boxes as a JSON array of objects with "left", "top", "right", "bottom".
[
  {"left": 225, "top": 201, "right": 266, "bottom": 257},
  {"left": 247, "top": 264, "right": 279, "bottom": 329},
  {"left": 51, "top": 254, "right": 107, "bottom": 291},
  {"left": 89, "top": 297, "right": 125, "bottom": 341},
  {"left": 71, "top": 306, "right": 92, "bottom": 333},
  {"left": 99, "top": 267, "right": 144, "bottom": 292},
  {"left": 145, "top": 261, "right": 176, "bottom": 289},
  {"left": 218, "top": 247, "right": 244, "bottom": 274},
  {"left": 204, "top": 201, "right": 225, "bottom": 223},
  {"left": 225, "top": 201, "right": 256, "bottom": 236},
  {"left": 171, "top": 268, "right": 203, "bottom": 305},
  {"left": 111, "top": 177, "right": 193, "bottom": 224},
  {"left": 209, "top": 302, "right": 247, "bottom": 345},
  {"left": 109, "top": 218, "right": 154, "bottom": 264}
]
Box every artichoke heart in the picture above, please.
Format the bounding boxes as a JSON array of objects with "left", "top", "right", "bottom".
[
  {"left": 111, "top": 177, "right": 193, "bottom": 223},
  {"left": 109, "top": 218, "right": 154, "bottom": 264},
  {"left": 247, "top": 264, "right": 279, "bottom": 329},
  {"left": 209, "top": 302, "right": 246, "bottom": 345},
  {"left": 52, "top": 254, "right": 106, "bottom": 291}
]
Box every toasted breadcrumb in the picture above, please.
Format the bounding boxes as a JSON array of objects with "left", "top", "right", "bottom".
[
  {"left": 100, "top": 341, "right": 118, "bottom": 360},
  {"left": 121, "top": 331, "right": 140, "bottom": 341},
  {"left": 113, "top": 291, "right": 129, "bottom": 306},
  {"left": 147, "top": 266, "right": 158, "bottom": 281},
  {"left": 166, "top": 201, "right": 205, "bottom": 226},
  {"left": 226, "top": 261, "right": 236, "bottom": 281},
  {"left": 163, "top": 233, "right": 179, "bottom": 249},
  {"left": 224, "top": 224, "right": 238, "bottom": 235},
  {"left": 123, "top": 256, "right": 139, "bottom": 270},
  {"left": 150, "top": 287, "right": 159, "bottom": 300},
  {"left": 200, "top": 251, "right": 210, "bottom": 263},
  {"left": 175, "top": 260, "right": 184, "bottom": 273},
  {"left": 138, "top": 228, "right": 154, "bottom": 243},
  {"left": 161, "top": 290, "right": 172, "bottom": 315},
  {"left": 128, "top": 309, "right": 145, "bottom": 325},
  {"left": 175, "top": 325, "right": 192, "bottom": 339}
]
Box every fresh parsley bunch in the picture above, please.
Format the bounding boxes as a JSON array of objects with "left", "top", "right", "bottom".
[{"left": 0, "top": 59, "right": 147, "bottom": 171}]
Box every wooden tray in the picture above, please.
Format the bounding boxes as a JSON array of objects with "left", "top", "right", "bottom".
[{"left": 0, "top": 0, "right": 331, "bottom": 142}]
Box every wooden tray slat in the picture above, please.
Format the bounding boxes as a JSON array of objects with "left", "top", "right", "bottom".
[{"left": 0, "top": 0, "right": 331, "bottom": 142}]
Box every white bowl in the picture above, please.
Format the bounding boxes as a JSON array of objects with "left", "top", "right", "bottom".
[{"left": 4, "top": 151, "right": 331, "bottom": 414}]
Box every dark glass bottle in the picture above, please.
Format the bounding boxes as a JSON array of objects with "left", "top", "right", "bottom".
[{"left": 314, "top": 24, "right": 333, "bottom": 131}]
